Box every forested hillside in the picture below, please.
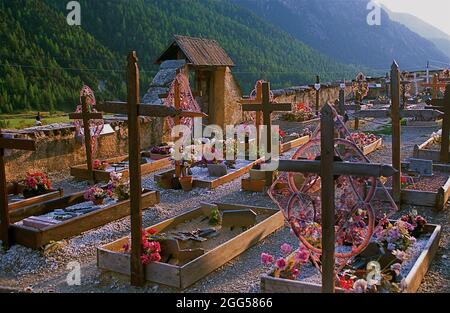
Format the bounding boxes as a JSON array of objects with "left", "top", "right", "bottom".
[{"left": 1, "top": 0, "right": 362, "bottom": 113}]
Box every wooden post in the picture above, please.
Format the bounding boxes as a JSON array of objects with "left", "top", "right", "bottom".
[
  {"left": 354, "top": 91, "right": 360, "bottom": 130},
  {"left": 69, "top": 96, "right": 103, "bottom": 184},
  {"left": 440, "top": 85, "right": 450, "bottom": 163},
  {"left": 320, "top": 103, "right": 335, "bottom": 293},
  {"left": 0, "top": 131, "right": 36, "bottom": 248},
  {"left": 81, "top": 96, "right": 94, "bottom": 184},
  {"left": 127, "top": 52, "right": 145, "bottom": 287},
  {"left": 174, "top": 78, "right": 182, "bottom": 179},
  {"left": 391, "top": 61, "right": 401, "bottom": 204},
  {"left": 241, "top": 82, "right": 291, "bottom": 157},
  {"left": 315, "top": 75, "right": 320, "bottom": 115},
  {"left": 338, "top": 88, "right": 345, "bottom": 117}
]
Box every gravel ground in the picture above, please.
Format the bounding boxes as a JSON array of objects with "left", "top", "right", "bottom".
[{"left": 0, "top": 116, "right": 448, "bottom": 293}]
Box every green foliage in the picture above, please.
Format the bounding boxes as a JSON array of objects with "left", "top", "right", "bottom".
[{"left": 2, "top": 0, "right": 362, "bottom": 114}]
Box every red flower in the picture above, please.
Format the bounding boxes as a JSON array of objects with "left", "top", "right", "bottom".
[
  {"left": 339, "top": 275, "right": 354, "bottom": 290},
  {"left": 140, "top": 254, "right": 151, "bottom": 265},
  {"left": 149, "top": 252, "right": 161, "bottom": 263},
  {"left": 146, "top": 228, "right": 158, "bottom": 235}
]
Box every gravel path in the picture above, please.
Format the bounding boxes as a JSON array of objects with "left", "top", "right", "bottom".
[{"left": 0, "top": 118, "right": 448, "bottom": 293}]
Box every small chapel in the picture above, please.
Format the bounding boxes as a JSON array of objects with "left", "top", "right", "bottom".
[{"left": 142, "top": 35, "right": 243, "bottom": 128}]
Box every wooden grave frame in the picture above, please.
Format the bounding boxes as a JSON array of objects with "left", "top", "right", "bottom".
[
  {"left": 97, "top": 202, "right": 284, "bottom": 289},
  {"left": 9, "top": 188, "right": 160, "bottom": 249},
  {"left": 414, "top": 84, "right": 450, "bottom": 164},
  {"left": 261, "top": 223, "right": 441, "bottom": 293},
  {"left": 6, "top": 181, "right": 63, "bottom": 212},
  {"left": 0, "top": 131, "right": 37, "bottom": 248},
  {"left": 353, "top": 62, "right": 449, "bottom": 208}
]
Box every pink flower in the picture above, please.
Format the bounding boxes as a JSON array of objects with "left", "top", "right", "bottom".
[
  {"left": 275, "top": 258, "right": 287, "bottom": 270},
  {"left": 122, "top": 243, "right": 129, "bottom": 252},
  {"left": 280, "top": 243, "right": 293, "bottom": 255},
  {"left": 261, "top": 253, "right": 274, "bottom": 265},
  {"left": 150, "top": 252, "right": 161, "bottom": 263},
  {"left": 140, "top": 254, "right": 151, "bottom": 265},
  {"left": 390, "top": 263, "right": 402, "bottom": 276},
  {"left": 294, "top": 248, "right": 310, "bottom": 264}
]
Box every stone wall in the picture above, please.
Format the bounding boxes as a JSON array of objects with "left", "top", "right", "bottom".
[{"left": 4, "top": 116, "right": 163, "bottom": 181}]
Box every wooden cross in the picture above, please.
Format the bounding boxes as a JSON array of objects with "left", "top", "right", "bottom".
[
  {"left": 277, "top": 103, "right": 396, "bottom": 293},
  {"left": 240, "top": 82, "right": 291, "bottom": 156},
  {"left": 69, "top": 97, "right": 103, "bottom": 184},
  {"left": 440, "top": 85, "right": 450, "bottom": 163},
  {"left": 96, "top": 51, "right": 204, "bottom": 286},
  {"left": 315, "top": 75, "right": 321, "bottom": 114},
  {"left": 421, "top": 74, "right": 447, "bottom": 99},
  {"left": 0, "top": 131, "right": 36, "bottom": 248}
]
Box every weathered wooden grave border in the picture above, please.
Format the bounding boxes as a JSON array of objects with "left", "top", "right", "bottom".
[
  {"left": 6, "top": 182, "right": 63, "bottom": 212},
  {"left": 97, "top": 202, "right": 284, "bottom": 289},
  {"left": 10, "top": 189, "right": 159, "bottom": 249},
  {"left": 261, "top": 223, "right": 441, "bottom": 293}
]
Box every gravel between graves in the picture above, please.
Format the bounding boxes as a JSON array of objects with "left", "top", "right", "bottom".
[{"left": 0, "top": 117, "right": 449, "bottom": 293}]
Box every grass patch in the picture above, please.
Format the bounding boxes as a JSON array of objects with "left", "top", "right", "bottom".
[
  {"left": 0, "top": 112, "right": 69, "bottom": 129},
  {"left": 364, "top": 124, "right": 392, "bottom": 136}
]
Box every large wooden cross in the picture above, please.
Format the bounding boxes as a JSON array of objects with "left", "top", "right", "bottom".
[
  {"left": 421, "top": 74, "right": 446, "bottom": 100},
  {"left": 353, "top": 62, "right": 445, "bottom": 202},
  {"left": 69, "top": 97, "right": 103, "bottom": 184},
  {"left": 425, "top": 84, "right": 450, "bottom": 164},
  {"left": 240, "top": 82, "right": 291, "bottom": 156},
  {"left": 277, "top": 103, "right": 396, "bottom": 293},
  {"left": 0, "top": 131, "right": 36, "bottom": 248},
  {"left": 96, "top": 51, "right": 204, "bottom": 286}
]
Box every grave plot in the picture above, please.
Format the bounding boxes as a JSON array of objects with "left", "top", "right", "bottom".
[
  {"left": 346, "top": 132, "right": 383, "bottom": 156},
  {"left": 378, "top": 159, "right": 450, "bottom": 211},
  {"left": 258, "top": 97, "right": 441, "bottom": 293},
  {"left": 6, "top": 177, "right": 63, "bottom": 212},
  {"left": 261, "top": 221, "right": 441, "bottom": 293},
  {"left": 279, "top": 131, "right": 310, "bottom": 154},
  {"left": 241, "top": 163, "right": 278, "bottom": 192},
  {"left": 414, "top": 130, "right": 450, "bottom": 163},
  {"left": 70, "top": 153, "right": 172, "bottom": 182},
  {"left": 97, "top": 202, "right": 284, "bottom": 289},
  {"left": 9, "top": 186, "right": 160, "bottom": 249},
  {"left": 274, "top": 102, "right": 319, "bottom": 136}
]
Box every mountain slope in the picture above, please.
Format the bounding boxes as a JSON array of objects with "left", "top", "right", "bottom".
[
  {"left": 382, "top": 6, "right": 450, "bottom": 60},
  {"left": 235, "top": 0, "right": 449, "bottom": 70},
  {"left": 44, "top": 0, "right": 362, "bottom": 89},
  {"left": 1, "top": 0, "right": 364, "bottom": 113}
]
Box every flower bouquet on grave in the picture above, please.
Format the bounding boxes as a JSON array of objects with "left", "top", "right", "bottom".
[
  {"left": 84, "top": 185, "right": 110, "bottom": 205},
  {"left": 281, "top": 103, "right": 315, "bottom": 122},
  {"left": 177, "top": 145, "right": 199, "bottom": 191},
  {"left": 107, "top": 171, "right": 130, "bottom": 201},
  {"left": 122, "top": 228, "right": 163, "bottom": 265},
  {"left": 148, "top": 144, "right": 172, "bottom": 160},
  {"left": 93, "top": 159, "right": 110, "bottom": 170},
  {"left": 21, "top": 171, "right": 53, "bottom": 198},
  {"left": 346, "top": 133, "right": 379, "bottom": 149},
  {"left": 261, "top": 243, "right": 310, "bottom": 280}
]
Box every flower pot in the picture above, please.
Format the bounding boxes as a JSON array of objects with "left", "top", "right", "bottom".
[
  {"left": 149, "top": 152, "right": 170, "bottom": 160},
  {"left": 179, "top": 176, "right": 193, "bottom": 192},
  {"left": 93, "top": 198, "right": 105, "bottom": 205},
  {"left": 207, "top": 163, "right": 228, "bottom": 177}
]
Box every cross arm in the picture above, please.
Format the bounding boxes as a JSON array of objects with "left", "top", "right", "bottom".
[
  {"left": 278, "top": 159, "right": 397, "bottom": 178},
  {"left": 0, "top": 137, "right": 36, "bottom": 151}
]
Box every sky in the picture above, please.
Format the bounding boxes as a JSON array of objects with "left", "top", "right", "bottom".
[{"left": 377, "top": 0, "right": 450, "bottom": 37}]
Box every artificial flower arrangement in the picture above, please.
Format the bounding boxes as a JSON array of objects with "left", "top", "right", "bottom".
[
  {"left": 346, "top": 132, "right": 379, "bottom": 149},
  {"left": 84, "top": 185, "right": 110, "bottom": 205},
  {"left": 122, "top": 228, "right": 162, "bottom": 265},
  {"left": 107, "top": 171, "right": 130, "bottom": 201},
  {"left": 93, "top": 159, "right": 110, "bottom": 170},
  {"left": 22, "top": 171, "right": 53, "bottom": 198},
  {"left": 262, "top": 212, "right": 428, "bottom": 293},
  {"left": 281, "top": 103, "right": 316, "bottom": 122},
  {"left": 261, "top": 243, "right": 310, "bottom": 280}
]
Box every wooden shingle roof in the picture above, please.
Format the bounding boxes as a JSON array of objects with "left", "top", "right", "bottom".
[{"left": 155, "top": 35, "right": 234, "bottom": 67}]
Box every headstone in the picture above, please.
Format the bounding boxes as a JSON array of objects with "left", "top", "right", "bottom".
[
  {"left": 409, "top": 158, "right": 433, "bottom": 176},
  {"left": 221, "top": 209, "right": 257, "bottom": 228},
  {"left": 22, "top": 216, "right": 60, "bottom": 229}
]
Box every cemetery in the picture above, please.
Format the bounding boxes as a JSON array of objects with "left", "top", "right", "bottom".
[{"left": 0, "top": 33, "right": 449, "bottom": 295}]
